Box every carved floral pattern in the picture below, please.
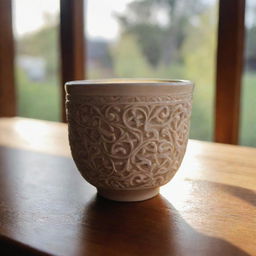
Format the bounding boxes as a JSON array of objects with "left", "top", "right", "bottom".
[{"left": 67, "top": 94, "right": 192, "bottom": 190}]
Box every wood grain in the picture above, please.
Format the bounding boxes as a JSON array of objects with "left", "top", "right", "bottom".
[
  {"left": 0, "top": 0, "right": 16, "bottom": 117},
  {"left": 60, "top": 0, "right": 85, "bottom": 122},
  {"left": 0, "top": 118, "right": 255, "bottom": 256},
  {"left": 214, "top": 0, "right": 245, "bottom": 144}
]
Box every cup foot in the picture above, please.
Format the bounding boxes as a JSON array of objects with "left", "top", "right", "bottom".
[{"left": 97, "top": 187, "right": 159, "bottom": 202}]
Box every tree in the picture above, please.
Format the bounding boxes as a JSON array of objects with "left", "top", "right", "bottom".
[
  {"left": 16, "top": 14, "right": 60, "bottom": 121},
  {"left": 182, "top": 6, "right": 217, "bottom": 140},
  {"left": 17, "top": 14, "right": 59, "bottom": 79},
  {"left": 115, "top": 0, "right": 206, "bottom": 67},
  {"left": 112, "top": 34, "right": 151, "bottom": 77},
  {"left": 245, "top": 25, "right": 256, "bottom": 71}
]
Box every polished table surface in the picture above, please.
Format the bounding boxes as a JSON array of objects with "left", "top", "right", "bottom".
[{"left": 0, "top": 117, "right": 255, "bottom": 256}]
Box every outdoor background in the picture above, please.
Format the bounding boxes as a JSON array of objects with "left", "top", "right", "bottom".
[{"left": 13, "top": 0, "right": 256, "bottom": 146}]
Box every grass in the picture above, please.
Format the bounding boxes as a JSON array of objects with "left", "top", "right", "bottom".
[
  {"left": 17, "top": 69, "right": 61, "bottom": 122},
  {"left": 240, "top": 72, "right": 256, "bottom": 146}
]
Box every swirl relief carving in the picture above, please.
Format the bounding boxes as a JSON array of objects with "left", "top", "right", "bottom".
[{"left": 67, "top": 95, "right": 192, "bottom": 190}]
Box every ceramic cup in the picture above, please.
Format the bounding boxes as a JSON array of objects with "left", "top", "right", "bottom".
[{"left": 65, "top": 79, "right": 194, "bottom": 202}]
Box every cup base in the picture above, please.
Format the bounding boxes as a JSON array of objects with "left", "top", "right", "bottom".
[{"left": 97, "top": 187, "right": 159, "bottom": 202}]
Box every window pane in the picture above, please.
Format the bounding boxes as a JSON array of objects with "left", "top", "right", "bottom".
[
  {"left": 240, "top": 0, "right": 256, "bottom": 146},
  {"left": 86, "top": 0, "right": 218, "bottom": 141},
  {"left": 13, "top": 0, "right": 61, "bottom": 121}
]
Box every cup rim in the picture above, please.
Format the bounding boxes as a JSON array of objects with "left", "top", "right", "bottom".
[{"left": 65, "top": 78, "right": 193, "bottom": 87}]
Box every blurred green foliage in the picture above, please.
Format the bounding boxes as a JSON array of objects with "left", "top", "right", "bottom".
[
  {"left": 112, "top": 35, "right": 152, "bottom": 77},
  {"left": 16, "top": 14, "right": 61, "bottom": 121},
  {"left": 240, "top": 73, "right": 256, "bottom": 146},
  {"left": 17, "top": 17, "right": 59, "bottom": 78},
  {"left": 16, "top": 68, "right": 61, "bottom": 121}
]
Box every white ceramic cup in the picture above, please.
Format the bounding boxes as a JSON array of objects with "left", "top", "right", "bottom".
[{"left": 66, "top": 79, "right": 194, "bottom": 202}]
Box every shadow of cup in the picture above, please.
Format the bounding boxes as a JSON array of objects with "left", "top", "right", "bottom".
[{"left": 80, "top": 194, "right": 250, "bottom": 256}]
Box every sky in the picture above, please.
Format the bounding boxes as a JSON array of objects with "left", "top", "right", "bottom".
[{"left": 13, "top": 0, "right": 132, "bottom": 40}]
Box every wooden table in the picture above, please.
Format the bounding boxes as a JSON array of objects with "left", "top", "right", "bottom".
[{"left": 0, "top": 117, "right": 255, "bottom": 256}]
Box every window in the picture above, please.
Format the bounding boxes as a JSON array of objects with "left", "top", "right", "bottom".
[{"left": 13, "top": 0, "right": 61, "bottom": 121}]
